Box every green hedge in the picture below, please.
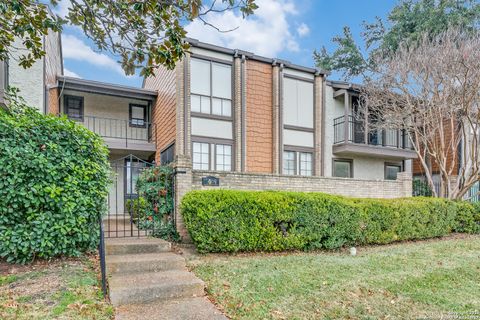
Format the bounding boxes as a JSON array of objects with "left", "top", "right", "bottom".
[
  {"left": 0, "top": 90, "right": 111, "bottom": 263},
  {"left": 181, "top": 190, "right": 480, "bottom": 253}
]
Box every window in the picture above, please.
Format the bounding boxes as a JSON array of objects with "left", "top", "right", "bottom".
[
  {"left": 193, "top": 141, "right": 233, "bottom": 171},
  {"left": 283, "top": 151, "right": 296, "bottom": 175},
  {"left": 160, "top": 144, "right": 175, "bottom": 165},
  {"left": 190, "top": 58, "right": 232, "bottom": 117},
  {"left": 385, "top": 163, "right": 402, "bottom": 180},
  {"left": 299, "top": 152, "right": 313, "bottom": 176},
  {"left": 283, "top": 150, "right": 313, "bottom": 176},
  {"left": 64, "top": 95, "right": 84, "bottom": 121},
  {"left": 283, "top": 77, "right": 314, "bottom": 128},
  {"left": 129, "top": 104, "right": 147, "bottom": 127},
  {"left": 216, "top": 144, "right": 232, "bottom": 171},
  {"left": 333, "top": 159, "right": 353, "bottom": 178},
  {"left": 193, "top": 142, "right": 210, "bottom": 170}
]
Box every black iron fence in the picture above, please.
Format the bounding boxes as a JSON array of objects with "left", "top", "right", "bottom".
[
  {"left": 333, "top": 115, "right": 413, "bottom": 149},
  {"left": 60, "top": 114, "right": 156, "bottom": 144}
]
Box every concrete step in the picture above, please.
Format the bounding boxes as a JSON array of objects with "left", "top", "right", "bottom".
[
  {"left": 115, "top": 297, "right": 227, "bottom": 320},
  {"left": 106, "top": 252, "right": 185, "bottom": 274},
  {"left": 109, "top": 270, "right": 205, "bottom": 306},
  {"left": 105, "top": 238, "right": 171, "bottom": 255}
]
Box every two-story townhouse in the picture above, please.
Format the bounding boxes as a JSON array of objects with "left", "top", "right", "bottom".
[
  {"left": 49, "top": 76, "right": 158, "bottom": 215},
  {"left": 143, "top": 39, "right": 417, "bottom": 238}
]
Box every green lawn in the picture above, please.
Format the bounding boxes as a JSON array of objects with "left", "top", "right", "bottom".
[
  {"left": 191, "top": 235, "right": 480, "bottom": 320},
  {"left": 0, "top": 255, "right": 113, "bottom": 320}
]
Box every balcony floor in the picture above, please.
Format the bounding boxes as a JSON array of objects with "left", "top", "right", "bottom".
[
  {"left": 332, "top": 142, "right": 417, "bottom": 160},
  {"left": 103, "top": 137, "right": 156, "bottom": 152}
]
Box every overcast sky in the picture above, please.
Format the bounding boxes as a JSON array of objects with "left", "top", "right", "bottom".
[{"left": 58, "top": 0, "right": 397, "bottom": 87}]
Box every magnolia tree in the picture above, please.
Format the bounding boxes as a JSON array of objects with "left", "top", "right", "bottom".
[{"left": 360, "top": 29, "right": 480, "bottom": 199}]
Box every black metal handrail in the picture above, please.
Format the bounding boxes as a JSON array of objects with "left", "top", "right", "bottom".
[
  {"left": 61, "top": 114, "right": 155, "bottom": 143},
  {"left": 333, "top": 115, "right": 413, "bottom": 149}
]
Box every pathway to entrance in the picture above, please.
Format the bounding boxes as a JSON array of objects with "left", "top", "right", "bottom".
[{"left": 105, "top": 237, "right": 226, "bottom": 320}]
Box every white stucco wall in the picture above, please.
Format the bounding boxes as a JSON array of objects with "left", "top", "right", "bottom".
[{"left": 9, "top": 38, "right": 44, "bottom": 112}]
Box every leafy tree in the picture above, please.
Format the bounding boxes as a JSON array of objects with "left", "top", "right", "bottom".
[
  {"left": 0, "top": 0, "right": 257, "bottom": 76},
  {"left": 315, "top": 0, "right": 480, "bottom": 79}
]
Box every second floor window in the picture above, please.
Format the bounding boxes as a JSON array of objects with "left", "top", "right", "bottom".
[
  {"left": 283, "top": 77, "right": 314, "bottom": 128},
  {"left": 64, "top": 95, "right": 84, "bottom": 121},
  {"left": 190, "top": 58, "right": 232, "bottom": 117},
  {"left": 129, "top": 104, "right": 147, "bottom": 127}
]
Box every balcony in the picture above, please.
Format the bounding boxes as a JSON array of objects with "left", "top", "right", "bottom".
[
  {"left": 333, "top": 115, "right": 417, "bottom": 160},
  {"left": 77, "top": 115, "right": 156, "bottom": 152}
]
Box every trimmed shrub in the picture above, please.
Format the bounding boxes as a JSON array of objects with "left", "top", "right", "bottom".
[
  {"left": 0, "top": 91, "right": 111, "bottom": 263},
  {"left": 181, "top": 190, "right": 480, "bottom": 253}
]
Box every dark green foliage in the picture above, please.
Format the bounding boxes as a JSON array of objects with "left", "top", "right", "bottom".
[
  {"left": 125, "top": 197, "right": 148, "bottom": 220},
  {"left": 412, "top": 179, "right": 433, "bottom": 197},
  {"left": 0, "top": 90, "right": 111, "bottom": 264},
  {"left": 133, "top": 166, "right": 179, "bottom": 241},
  {"left": 181, "top": 190, "right": 480, "bottom": 253}
]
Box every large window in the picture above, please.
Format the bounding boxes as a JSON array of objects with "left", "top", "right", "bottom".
[
  {"left": 192, "top": 141, "right": 233, "bottom": 171},
  {"left": 216, "top": 144, "right": 232, "bottom": 171},
  {"left": 190, "top": 58, "right": 232, "bottom": 117},
  {"left": 283, "top": 151, "right": 296, "bottom": 175},
  {"left": 299, "top": 152, "right": 313, "bottom": 176},
  {"left": 193, "top": 142, "right": 210, "bottom": 170},
  {"left": 129, "top": 104, "right": 147, "bottom": 127},
  {"left": 283, "top": 77, "right": 314, "bottom": 128},
  {"left": 283, "top": 150, "right": 313, "bottom": 176},
  {"left": 64, "top": 95, "right": 84, "bottom": 121},
  {"left": 333, "top": 159, "right": 353, "bottom": 178},
  {"left": 385, "top": 163, "right": 402, "bottom": 180}
]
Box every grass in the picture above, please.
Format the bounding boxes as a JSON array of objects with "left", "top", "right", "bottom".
[
  {"left": 191, "top": 234, "right": 480, "bottom": 320},
  {"left": 0, "top": 255, "right": 113, "bottom": 320}
]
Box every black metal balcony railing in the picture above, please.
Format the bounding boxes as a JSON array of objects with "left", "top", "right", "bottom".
[
  {"left": 333, "top": 115, "right": 413, "bottom": 149},
  {"left": 62, "top": 115, "right": 155, "bottom": 144}
]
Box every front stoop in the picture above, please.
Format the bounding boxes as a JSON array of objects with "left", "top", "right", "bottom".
[{"left": 105, "top": 237, "right": 227, "bottom": 320}]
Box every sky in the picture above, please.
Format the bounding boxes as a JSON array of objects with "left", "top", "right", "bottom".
[{"left": 58, "top": 0, "right": 398, "bottom": 88}]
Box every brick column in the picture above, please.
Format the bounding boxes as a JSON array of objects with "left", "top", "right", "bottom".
[
  {"left": 173, "top": 155, "right": 193, "bottom": 242},
  {"left": 272, "top": 64, "right": 280, "bottom": 174},
  {"left": 314, "top": 74, "right": 323, "bottom": 176},
  {"left": 234, "top": 55, "right": 243, "bottom": 172},
  {"left": 397, "top": 171, "right": 413, "bottom": 197},
  {"left": 176, "top": 53, "right": 191, "bottom": 159}
]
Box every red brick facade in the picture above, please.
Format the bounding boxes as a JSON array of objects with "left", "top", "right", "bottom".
[
  {"left": 144, "top": 66, "right": 177, "bottom": 164},
  {"left": 245, "top": 60, "right": 274, "bottom": 173}
]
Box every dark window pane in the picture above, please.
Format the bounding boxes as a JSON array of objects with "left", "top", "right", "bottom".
[
  {"left": 334, "top": 160, "right": 352, "bottom": 178},
  {"left": 385, "top": 165, "right": 401, "bottom": 180}
]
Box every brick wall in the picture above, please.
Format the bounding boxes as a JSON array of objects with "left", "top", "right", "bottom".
[
  {"left": 144, "top": 65, "right": 177, "bottom": 163},
  {"left": 245, "top": 60, "right": 273, "bottom": 173},
  {"left": 190, "top": 171, "right": 412, "bottom": 198},
  {"left": 47, "top": 88, "right": 59, "bottom": 114}
]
